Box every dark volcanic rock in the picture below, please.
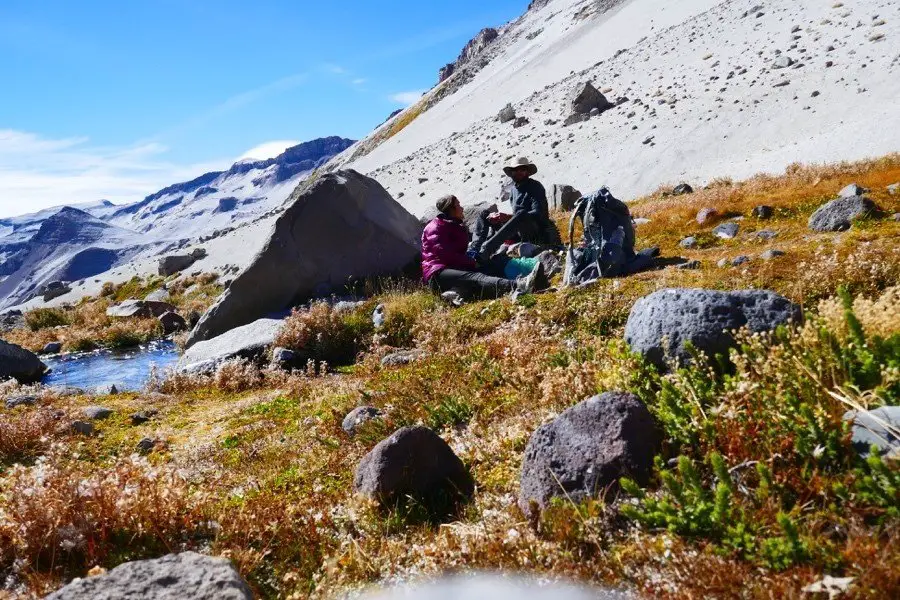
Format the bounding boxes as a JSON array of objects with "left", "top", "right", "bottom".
[
  {"left": 185, "top": 170, "right": 422, "bottom": 346},
  {"left": 624, "top": 288, "right": 801, "bottom": 369},
  {"left": 0, "top": 340, "right": 47, "bottom": 384},
  {"left": 353, "top": 425, "right": 473, "bottom": 505},
  {"left": 519, "top": 392, "right": 660, "bottom": 516},
  {"left": 439, "top": 27, "right": 499, "bottom": 83},
  {"left": 44, "top": 552, "right": 252, "bottom": 600},
  {"left": 159, "top": 311, "right": 187, "bottom": 335},
  {"left": 808, "top": 196, "right": 877, "bottom": 232},
  {"left": 752, "top": 205, "right": 774, "bottom": 219}
]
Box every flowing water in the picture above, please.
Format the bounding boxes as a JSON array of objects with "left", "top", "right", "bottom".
[{"left": 41, "top": 340, "right": 180, "bottom": 392}]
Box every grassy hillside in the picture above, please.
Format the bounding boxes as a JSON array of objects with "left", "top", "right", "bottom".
[{"left": 1, "top": 155, "right": 898, "bottom": 599}]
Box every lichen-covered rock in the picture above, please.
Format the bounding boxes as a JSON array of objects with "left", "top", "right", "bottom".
[
  {"left": 713, "top": 222, "right": 739, "bottom": 239},
  {"left": 519, "top": 392, "right": 659, "bottom": 517},
  {"left": 808, "top": 196, "right": 877, "bottom": 232},
  {"left": 353, "top": 426, "right": 473, "bottom": 505},
  {"left": 342, "top": 406, "right": 383, "bottom": 435},
  {"left": 624, "top": 288, "right": 801, "bottom": 369},
  {"left": 44, "top": 552, "right": 252, "bottom": 600}
]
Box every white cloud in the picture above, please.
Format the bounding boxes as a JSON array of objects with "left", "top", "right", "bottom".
[
  {"left": 0, "top": 129, "right": 229, "bottom": 218},
  {"left": 389, "top": 90, "right": 427, "bottom": 107},
  {"left": 351, "top": 78, "right": 368, "bottom": 86},
  {"left": 238, "top": 140, "right": 300, "bottom": 161}
]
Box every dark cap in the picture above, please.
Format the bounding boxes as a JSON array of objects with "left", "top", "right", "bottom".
[{"left": 435, "top": 195, "right": 456, "bottom": 214}]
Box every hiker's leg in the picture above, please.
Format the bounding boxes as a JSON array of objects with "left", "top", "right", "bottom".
[
  {"left": 479, "top": 213, "right": 539, "bottom": 259},
  {"left": 468, "top": 208, "right": 494, "bottom": 254},
  {"left": 433, "top": 268, "right": 514, "bottom": 300}
]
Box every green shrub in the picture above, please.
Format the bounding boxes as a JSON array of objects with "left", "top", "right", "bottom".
[{"left": 24, "top": 308, "right": 70, "bottom": 331}]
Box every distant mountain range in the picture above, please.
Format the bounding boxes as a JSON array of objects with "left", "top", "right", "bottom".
[{"left": 0, "top": 136, "right": 354, "bottom": 309}]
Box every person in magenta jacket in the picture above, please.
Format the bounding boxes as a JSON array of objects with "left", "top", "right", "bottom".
[{"left": 422, "top": 195, "right": 546, "bottom": 300}]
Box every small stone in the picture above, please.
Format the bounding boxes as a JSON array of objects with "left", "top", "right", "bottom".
[
  {"left": 342, "top": 406, "right": 383, "bottom": 436},
  {"left": 41, "top": 342, "right": 63, "bottom": 355},
  {"left": 808, "top": 196, "right": 877, "bottom": 232},
  {"left": 731, "top": 255, "right": 751, "bottom": 266},
  {"left": 94, "top": 384, "right": 119, "bottom": 396},
  {"left": 751, "top": 205, "right": 774, "bottom": 219},
  {"left": 83, "top": 405, "right": 114, "bottom": 420},
  {"left": 696, "top": 207, "right": 719, "bottom": 225},
  {"left": 381, "top": 349, "right": 427, "bottom": 367},
  {"left": 760, "top": 249, "right": 786, "bottom": 260},
  {"left": 270, "top": 347, "right": 297, "bottom": 369},
  {"left": 72, "top": 421, "right": 95, "bottom": 436},
  {"left": 130, "top": 409, "right": 159, "bottom": 426},
  {"left": 887, "top": 183, "right": 899, "bottom": 195},
  {"left": 136, "top": 438, "right": 156, "bottom": 454},
  {"left": 717, "top": 258, "right": 730, "bottom": 268},
  {"left": 773, "top": 79, "right": 790, "bottom": 87},
  {"left": 838, "top": 183, "right": 867, "bottom": 197},
  {"left": 498, "top": 104, "right": 516, "bottom": 123},
  {"left": 811, "top": 90, "right": 820, "bottom": 97},
  {"left": 158, "top": 311, "right": 187, "bottom": 335},
  {"left": 679, "top": 236, "right": 698, "bottom": 249},
  {"left": 676, "top": 260, "right": 701, "bottom": 270},
  {"left": 5, "top": 395, "right": 37, "bottom": 409},
  {"left": 844, "top": 406, "right": 900, "bottom": 458},
  {"left": 756, "top": 229, "right": 779, "bottom": 240},
  {"left": 672, "top": 183, "right": 694, "bottom": 195},
  {"left": 713, "top": 222, "right": 740, "bottom": 239}
]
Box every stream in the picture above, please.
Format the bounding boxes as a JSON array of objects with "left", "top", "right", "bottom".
[{"left": 41, "top": 340, "right": 180, "bottom": 392}]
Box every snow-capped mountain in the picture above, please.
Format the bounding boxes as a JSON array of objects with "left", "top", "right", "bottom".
[{"left": 0, "top": 136, "right": 354, "bottom": 309}]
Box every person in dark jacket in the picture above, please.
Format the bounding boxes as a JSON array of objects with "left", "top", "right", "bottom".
[
  {"left": 422, "top": 195, "right": 547, "bottom": 300},
  {"left": 470, "top": 157, "right": 562, "bottom": 259}
]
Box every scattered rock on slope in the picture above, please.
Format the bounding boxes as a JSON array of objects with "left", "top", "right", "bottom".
[
  {"left": 158, "top": 248, "right": 207, "bottom": 277},
  {"left": 178, "top": 318, "right": 283, "bottom": 373},
  {"left": 186, "top": 170, "right": 422, "bottom": 346},
  {"left": 44, "top": 552, "right": 252, "bottom": 600},
  {"left": 498, "top": 103, "right": 517, "bottom": 123},
  {"left": 42, "top": 281, "right": 71, "bottom": 302},
  {"left": 567, "top": 81, "right": 613, "bottom": 115},
  {"left": 353, "top": 425, "right": 474, "bottom": 506},
  {"left": 519, "top": 392, "right": 660, "bottom": 517},
  {"left": 0, "top": 340, "right": 47, "bottom": 384},
  {"left": 438, "top": 27, "right": 499, "bottom": 83},
  {"left": 624, "top": 288, "right": 801, "bottom": 369},
  {"left": 808, "top": 196, "right": 877, "bottom": 232}
]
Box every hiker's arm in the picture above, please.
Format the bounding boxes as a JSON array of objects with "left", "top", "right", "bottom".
[{"left": 527, "top": 183, "right": 547, "bottom": 217}]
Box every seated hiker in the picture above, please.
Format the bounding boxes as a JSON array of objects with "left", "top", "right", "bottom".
[
  {"left": 562, "top": 187, "right": 658, "bottom": 285},
  {"left": 470, "top": 157, "right": 562, "bottom": 259},
  {"left": 422, "top": 195, "right": 548, "bottom": 301}
]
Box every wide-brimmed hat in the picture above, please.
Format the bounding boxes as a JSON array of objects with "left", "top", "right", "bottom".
[{"left": 503, "top": 157, "right": 538, "bottom": 177}]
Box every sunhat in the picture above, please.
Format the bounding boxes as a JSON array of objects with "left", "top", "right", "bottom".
[{"left": 503, "top": 157, "right": 538, "bottom": 177}]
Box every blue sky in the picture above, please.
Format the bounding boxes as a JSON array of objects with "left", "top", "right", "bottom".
[{"left": 0, "top": 0, "right": 525, "bottom": 217}]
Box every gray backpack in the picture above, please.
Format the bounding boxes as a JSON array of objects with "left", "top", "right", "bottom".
[{"left": 563, "top": 187, "right": 637, "bottom": 285}]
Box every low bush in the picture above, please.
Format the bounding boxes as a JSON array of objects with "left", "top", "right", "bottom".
[{"left": 24, "top": 308, "right": 70, "bottom": 331}]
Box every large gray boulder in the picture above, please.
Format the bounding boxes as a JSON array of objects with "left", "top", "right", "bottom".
[
  {"left": 186, "top": 171, "right": 422, "bottom": 346},
  {"left": 353, "top": 425, "right": 474, "bottom": 505},
  {"left": 42, "top": 281, "right": 71, "bottom": 302},
  {"left": 843, "top": 406, "right": 900, "bottom": 458},
  {"left": 43, "top": 552, "right": 252, "bottom": 600},
  {"left": 624, "top": 288, "right": 801, "bottom": 369},
  {"left": 177, "top": 318, "right": 283, "bottom": 374},
  {"left": 567, "top": 81, "right": 613, "bottom": 115},
  {"left": 519, "top": 392, "right": 659, "bottom": 517},
  {"left": 158, "top": 248, "right": 207, "bottom": 277},
  {"left": 0, "top": 339, "right": 47, "bottom": 384},
  {"left": 808, "top": 196, "right": 877, "bottom": 232}
]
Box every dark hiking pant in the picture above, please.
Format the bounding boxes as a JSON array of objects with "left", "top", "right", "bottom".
[
  {"left": 430, "top": 268, "right": 515, "bottom": 300},
  {"left": 473, "top": 212, "right": 543, "bottom": 259}
]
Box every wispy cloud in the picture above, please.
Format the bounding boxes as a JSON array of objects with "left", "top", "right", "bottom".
[
  {"left": 0, "top": 130, "right": 229, "bottom": 218},
  {"left": 151, "top": 72, "right": 309, "bottom": 142},
  {"left": 351, "top": 78, "right": 368, "bottom": 86},
  {"left": 389, "top": 90, "right": 427, "bottom": 107}
]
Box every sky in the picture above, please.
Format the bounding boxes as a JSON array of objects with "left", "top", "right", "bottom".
[{"left": 0, "top": 0, "right": 526, "bottom": 218}]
